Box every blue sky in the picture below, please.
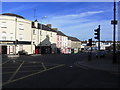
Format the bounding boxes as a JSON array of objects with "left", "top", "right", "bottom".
[{"left": 1, "top": 2, "right": 119, "bottom": 41}]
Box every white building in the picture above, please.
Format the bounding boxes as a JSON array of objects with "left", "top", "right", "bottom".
[
  {"left": 94, "top": 41, "right": 113, "bottom": 50},
  {"left": 31, "top": 20, "right": 57, "bottom": 54},
  {"left": 0, "top": 13, "right": 32, "bottom": 54},
  {"left": 0, "top": 13, "right": 80, "bottom": 55},
  {"left": 0, "top": 13, "right": 57, "bottom": 55}
]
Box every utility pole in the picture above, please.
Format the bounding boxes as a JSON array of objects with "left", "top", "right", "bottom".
[{"left": 112, "top": 0, "right": 117, "bottom": 64}]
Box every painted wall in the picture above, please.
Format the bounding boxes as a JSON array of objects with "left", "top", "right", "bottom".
[{"left": 0, "top": 15, "right": 32, "bottom": 54}]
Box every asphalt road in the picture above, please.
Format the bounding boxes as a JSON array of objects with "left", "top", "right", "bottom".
[{"left": 1, "top": 53, "right": 120, "bottom": 88}]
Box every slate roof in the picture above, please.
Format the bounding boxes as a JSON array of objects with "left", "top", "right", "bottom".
[
  {"left": 67, "top": 36, "right": 81, "bottom": 42},
  {"left": 57, "top": 31, "right": 66, "bottom": 36},
  {"left": 32, "top": 22, "right": 56, "bottom": 32},
  {"left": 1, "top": 13, "right": 25, "bottom": 19}
]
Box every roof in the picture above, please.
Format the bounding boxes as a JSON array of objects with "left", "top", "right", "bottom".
[
  {"left": 57, "top": 31, "right": 66, "bottom": 36},
  {"left": 38, "top": 23, "right": 56, "bottom": 32},
  {"left": 67, "top": 36, "right": 81, "bottom": 42},
  {"left": 1, "top": 13, "right": 25, "bottom": 19}
]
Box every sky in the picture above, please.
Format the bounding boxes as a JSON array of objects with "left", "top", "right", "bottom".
[{"left": 1, "top": 2, "right": 119, "bottom": 41}]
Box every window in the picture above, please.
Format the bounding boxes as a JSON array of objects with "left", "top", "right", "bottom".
[
  {"left": 19, "top": 23, "right": 24, "bottom": 30},
  {"left": 51, "top": 33, "right": 52, "bottom": 37},
  {"left": 2, "top": 32, "right": 7, "bottom": 40},
  {"left": 19, "top": 34, "right": 23, "bottom": 40},
  {"left": 40, "top": 31, "right": 42, "bottom": 36},
  {"left": 1, "top": 22, "right": 7, "bottom": 28},
  {"left": 33, "top": 29, "right": 36, "bottom": 35},
  {"left": 10, "top": 33, "right": 14, "bottom": 40}
]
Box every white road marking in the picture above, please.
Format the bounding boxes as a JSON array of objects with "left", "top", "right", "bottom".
[
  {"left": 0, "top": 59, "right": 11, "bottom": 65},
  {"left": 7, "top": 61, "right": 24, "bottom": 82},
  {"left": 74, "top": 62, "right": 89, "bottom": 70},
  {"left": 41, "top": 62, "right": 47, "bottom": 70},
  {"left": 2, "top": 64, "right": 65, "bottom": 86}
]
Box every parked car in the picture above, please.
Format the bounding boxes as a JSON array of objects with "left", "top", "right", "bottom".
[{"left": 18, "top": 50, "right": 28, "bottom": 55}]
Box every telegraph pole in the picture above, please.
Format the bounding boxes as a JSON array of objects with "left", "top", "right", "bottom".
[{"left": 112, "top": 0, "right": 117, "bottom": 64}]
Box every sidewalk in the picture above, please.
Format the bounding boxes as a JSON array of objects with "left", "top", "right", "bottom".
[{"left": 78, "top": 55, "right": 120, "bottom": 73}]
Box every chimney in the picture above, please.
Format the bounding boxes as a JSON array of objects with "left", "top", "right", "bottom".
[
  {"left": 52, "top": 28, "right": 58, "bottom": 31},
  {"left": 46, "top": 24, "right": 52, "bottom": 28}
]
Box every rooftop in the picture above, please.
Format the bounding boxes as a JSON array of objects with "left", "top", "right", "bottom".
[
  {"left": 67, "top": 36, "right": 80, "bottom": 42},
  {"left": 57, "top": 31, "right": 66, "bottom": 36},
  {"left": 1, "top": 13, "right": 25, "bottom": 19}
]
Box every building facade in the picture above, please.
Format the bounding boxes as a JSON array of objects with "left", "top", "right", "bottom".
[
  {"left": 67, "top": 36, "right": 81, "bottom": 54},
  {"left": 56, "top": 31, "right": 68, "bottom": 54},
  {"left": 32, "top": 21, "right": 57, "bottom": 54},
  {"left": 0, "top": 13, "right": 32, "bottom": 54},
  {"left": 0, "top": 13, "right": 81, "bottom": 55}
]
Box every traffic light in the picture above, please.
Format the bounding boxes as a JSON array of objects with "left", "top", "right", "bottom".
[
  {"left": 87, "top": 39, "right": 92, "bottom": 46},
  {"left": 94, "top": 28, "right": 100, "bottom": 40}
]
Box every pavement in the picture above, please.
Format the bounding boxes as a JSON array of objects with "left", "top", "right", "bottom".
[{"left": 77, "top": 53, "right": 120, "bottom": 73}]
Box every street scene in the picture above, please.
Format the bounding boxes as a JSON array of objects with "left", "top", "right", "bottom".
[{"left": 0, "top": 0, "right": 120, "bottom": 88}]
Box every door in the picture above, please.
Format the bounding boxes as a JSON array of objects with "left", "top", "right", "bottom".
[{"left": 2, "top": 46, "right": 7, "bottom": 54}]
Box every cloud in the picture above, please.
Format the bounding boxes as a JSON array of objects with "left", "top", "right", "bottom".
[
  {"left": 46, "top": 10, "right": 113, "bottom": 40},
  {"left": 51, "top": 11, "right": 104, "bottom": 20},
  {"left": 46, "top": 11, "right": 104, "bottom": 27}
]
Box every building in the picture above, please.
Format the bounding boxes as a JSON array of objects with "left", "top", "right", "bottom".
[
  {"left": 56, "top": 30, "right": 68, "bottom": 54},
  {"left": 67, "top": 36, "right": 81, "bottom": 54},
  {"left": 31, "top": 21, "right": 57, "bottom": 54},
  {"left": 0, "top": 13, "right": 32, "bottom": 54},
  {"left": 0, "top": 13, "right": 81, "bottom": 55}
]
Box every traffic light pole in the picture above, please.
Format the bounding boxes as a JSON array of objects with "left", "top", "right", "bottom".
[
  {"left": 94, "top": 25, "right": 100, "bottom": 59},
  {"left": 88, "top": 39, "right": 92, "bottom": 61},
  {"left": 98, "top": 25, "right": 100, "bottom": 52},
  {"left": 113, "top": 0, "right": 117, "bottom": 64}
]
